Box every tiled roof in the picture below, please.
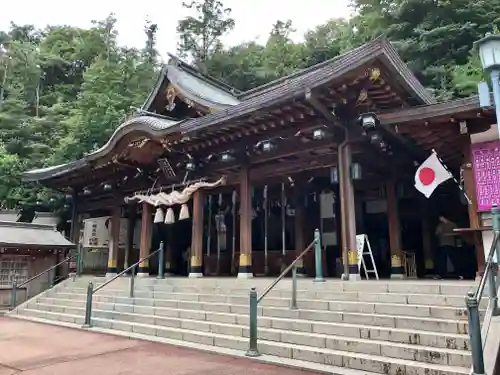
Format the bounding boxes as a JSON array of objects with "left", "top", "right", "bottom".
[
  {"left": 0, "top": 221, "right": 74, "bottom": 248},
  {"left": 179, "top": 36, "right": 435, "bottom": 134},
  {"left": 22, "top": 115, "right": 182, "bottom": 182}
]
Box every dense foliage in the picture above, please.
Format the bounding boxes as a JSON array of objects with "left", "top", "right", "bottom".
[{"left": 0, "top": 0, "right": 498, "bottom": 215}]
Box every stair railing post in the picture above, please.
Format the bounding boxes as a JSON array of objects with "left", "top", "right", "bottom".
[
  {"left": 291, "top": 265, "right": 298, "bottom": 310},
  {"left": 246, "top": 287, "right": 260, "bottom": 357},
  {"left": 83, "top": 281, "right": 93, "bottom": 328},
  {"left": 129, "top": 265, "right": 135, "bottom": 298},
  {"left": 157, "top": 241, "right": 165, "bottom": 279},
  {"left": 10, "top": 277, "right": 17, "bottom": 311},
  {"left": 487, "top": 262, "right": 499, "bottom": 315},
  {"left": 76, "top": 244, "right": 82, "bottom": 276},
  {"left": 466, "top": 291, "right": 485, "bottom": 375},
  {"left": 47, "top": 268, "right": 53, "bottom": 289},
  {"left": 492, "top": 205, "right": 500, "bottom": 288},
  {"left": 313, "top": 229, "right": 325, "bottom": 282}
]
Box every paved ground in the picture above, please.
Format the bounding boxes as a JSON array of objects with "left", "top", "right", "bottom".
[{"left": 0, "top": 317, "right": 319, "bottom": 375}]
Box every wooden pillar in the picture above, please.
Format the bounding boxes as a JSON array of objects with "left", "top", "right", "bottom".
[
  {"left": 165, "top": 225, "right": 173, "bottom": 276},
  {"left": 420, "top": 201, "right": 434, "bottom": 276},
  {"left": 124, "top": 206, "right": 136, "bottom": 271},
  {"left": 138, "top": 203, "right": 152, "bottom": 277},
  {"left": 69, "top": 195, "right": 81, "bottom": 274},
  {"left": 294, "top": 188, "right": 307, "bottom": 276},
  {"left": 189, "top": 190, "right": 204, "bottom": 278},
  {"left": 386, "top": 181, "right": 404, "bottom": 278},
  {"left": 238, "top": 166, "right": 253, "bottom": 278},
  {"left": 70, "top": 194, "right": 81, "bottom": 244},
  {"left": 339, "top": 143, "right": 359, "bottom": 280},
  {"left": 462, "top": 139, "right": 484, "bottom": 279},
  {"left": 106, "top": 205, "right": 121, "bottom": 276}
]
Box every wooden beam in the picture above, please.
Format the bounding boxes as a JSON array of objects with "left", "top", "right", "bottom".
[
  {"left": 202, "top": 136, "right": 339, "bottom": 174},
  {"left": 185, "top": 119, "right": 323, "bottom": 157}
]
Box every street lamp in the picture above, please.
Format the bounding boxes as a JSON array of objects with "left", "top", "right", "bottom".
[{"left": 475, "top": 33, "right": 500, "bottom": 138}]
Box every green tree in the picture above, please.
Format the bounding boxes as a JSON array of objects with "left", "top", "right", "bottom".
[
  {"left": 351, "top": 0, "right": 500, "bottom": 93},
  {"left": 176, "top": 0, "right": 235, "bottom": 72},
  {"left": 0, "top": 16, "right": 158, "bottom": 211}
]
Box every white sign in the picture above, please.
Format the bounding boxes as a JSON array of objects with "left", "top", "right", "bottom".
[
  {"left": 355, "top": 234, "right": 379, "bottom": 280},
  {"left": 356, "top": 234, "right": 366, "bottom": 268}
]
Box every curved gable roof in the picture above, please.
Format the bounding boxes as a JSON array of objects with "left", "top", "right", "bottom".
[
  {"left": 142, "top": 55, "right": 240, "bottom": 113},
  {"left": 22, "top": 116, "right": 182, "bottom": 182}
]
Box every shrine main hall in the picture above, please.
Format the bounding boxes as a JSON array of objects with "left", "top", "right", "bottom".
[{"left": 23, "top": 36, "right": 498, "bottom": 281}]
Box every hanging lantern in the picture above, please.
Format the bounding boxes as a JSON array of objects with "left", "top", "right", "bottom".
[
  {"left": 164, "top": 207, "right": 175, "bottom": 224},
  {"left": 186, "top": 161, "right": 196, "bottom": 171},
  {"left": 330, "top": 166, "right": 339, "bottom": 184},
  {"left": 179, "top": 204, "right": 190, "bottom": 220},
  {"left": 221, "top": 152, "right": 234, "bottom": 162},
  {"left": 350, "top": 163, "right": 362, "bottom": 181},
  {"left": 370, "top": 132, "right": 383, "bottom": 145},
  {"left": 153, "top": 207, "right": 165, "bottom": 223},
  {"left": 313, "top": 128, "right": 326, "bottom": 140},
  {"left": 359, "top": 112, "right": 379, "bottom": 131},
  {"left": 262, "top": 140, "right": 275, "bottom": 152}
]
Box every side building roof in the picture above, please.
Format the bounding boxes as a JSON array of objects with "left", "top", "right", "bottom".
[{"left": 0, "top": 221, "right": 74, "bottom": 249}]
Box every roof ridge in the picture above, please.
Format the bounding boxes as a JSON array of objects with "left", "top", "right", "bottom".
[
  {"left": 0, "top": 221, "right": 57, "bottom": 230},
  {"left": 167, "top": 53, "right": 241, "bottom": 95},
  {"left": 238, "top": 35, "right": 387, "bottom": 100}
]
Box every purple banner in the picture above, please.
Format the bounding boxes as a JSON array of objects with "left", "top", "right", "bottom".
[{"left": 472, "top": 140, "right": 500, "bottom": 211}]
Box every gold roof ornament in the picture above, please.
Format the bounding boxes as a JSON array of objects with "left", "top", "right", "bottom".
[
  {"left": 165, "top": 84, "right": 177, "bottom": 111},
  {"left": 370, "top": 68, "right": 381, "bottom": 82}
]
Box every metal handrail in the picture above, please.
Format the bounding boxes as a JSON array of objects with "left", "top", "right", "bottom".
[
  {"left": 246, "top": 228, "right": 324, "bottom": 357},
  {"left": 474, "top": 232, "right": 498, "bottom": 303},
  {"left": 10, "top": 248, "right": 80, "bottom": 310},
  {"left": 83, "top": 241, "right": 165, "bottom": 327},
  {"left": 19, "top": 255, "right": 75, "bottom": 289},
  {"left": 466, "top": 205, "right": 500, "bottom": 375},
  {"left": 257, "top": 241, "right": 315, "bottom": 304},
  {"left": 93, "top": 248, "right": 160, "bottom": 294}
]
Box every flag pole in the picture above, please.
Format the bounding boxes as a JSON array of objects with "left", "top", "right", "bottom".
[{"left": 431, "top": 149, "right": 472, "bottom": 204}]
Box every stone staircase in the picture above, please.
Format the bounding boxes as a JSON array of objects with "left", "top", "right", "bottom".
[{"left": 9, "top": 277, "right": 482, "bottom": 375}]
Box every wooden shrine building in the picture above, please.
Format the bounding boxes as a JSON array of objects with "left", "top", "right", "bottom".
[{"left": 23, "top": 37, "right": 496, "bottom": 280}]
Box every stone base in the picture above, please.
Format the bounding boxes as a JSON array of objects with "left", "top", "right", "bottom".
[
  {"left": 136, "top": 272, "right": 149, "bottom": 278},
  {"left": 348, "top": 273, "right": 362, "bottom": 281},
  {"left": 105, "top": 272, "right": 117, "bottom": 278},
  {"left": 237, "top": 272, "right": 253, "bottom": 279},
  {"left": 189, "top": 272, "right": 203, "bottom": 278},
  {"left": 390, "top": 273, "right": 405, "bottom": 280}
]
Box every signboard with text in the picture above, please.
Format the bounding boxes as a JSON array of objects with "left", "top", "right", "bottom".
[{"left": 472, "top": 140, "right": 500, "bottom": 211}]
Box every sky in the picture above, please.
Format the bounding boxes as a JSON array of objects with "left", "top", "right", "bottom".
[{"left": 0, "top": 0, "right": 353, "bottom": 61}]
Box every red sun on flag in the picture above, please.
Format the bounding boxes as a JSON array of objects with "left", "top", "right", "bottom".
[{"left": 418, "top": 167, "right": 436, "bottom": 186}]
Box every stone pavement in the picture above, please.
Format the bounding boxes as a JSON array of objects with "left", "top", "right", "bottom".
[{"left": 0, "top": 317, "right": 320, "bottom": 375}]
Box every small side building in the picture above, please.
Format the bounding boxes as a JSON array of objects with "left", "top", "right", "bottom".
[{"left": 0, "top": 221, "right": 74, "bottom": 308}]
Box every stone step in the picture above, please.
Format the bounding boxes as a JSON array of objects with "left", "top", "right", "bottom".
[
  {"left": 56, "top": 285, "right": 485, "bottom": 309},
  {"left": 24, "top": 301, "right": 470, "bottom": 349},
  {"left": 44, "top": 291, "right": 473, "bottom": 321},
  {"left": 32, "top": 296, "right": 469, "bottom": 334},
  {"left": 12, "top": 308, "right": 470, "bottom": 375},
  {"left": 71, "top": 277, "right": 477, "bottom": 296}
]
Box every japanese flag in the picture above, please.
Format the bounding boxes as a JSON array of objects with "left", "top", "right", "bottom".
[{"left": 414, "top": 152, "right": 452, "bottom": 198}]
